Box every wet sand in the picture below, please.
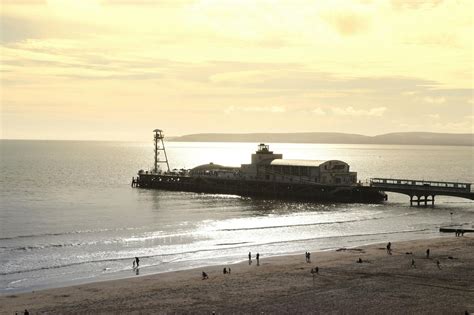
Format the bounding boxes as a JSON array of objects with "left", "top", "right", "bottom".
[{"left": 1, "top": 235, "right": 473, "bottom": 314}]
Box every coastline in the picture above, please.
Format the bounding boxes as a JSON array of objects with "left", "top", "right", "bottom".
[{"left": 1, "top": 235, "right": 473, "bottom": 314}]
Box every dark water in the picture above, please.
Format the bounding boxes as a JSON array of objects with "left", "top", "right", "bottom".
[{"left": 0, "top": 140, "right": 473, "bottom": 293}]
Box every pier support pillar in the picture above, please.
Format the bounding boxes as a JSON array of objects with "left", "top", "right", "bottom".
[
  {"left": 410, "top": 195, "right": 414, "bottom": 206},
  {"left": 432, "top": 195, "right": 435, "bottom": 207}
]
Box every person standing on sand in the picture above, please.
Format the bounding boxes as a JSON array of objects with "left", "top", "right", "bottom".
[
  {"left": 248, "top": 252, "right": 252, "bottom": 264},
  {"left": 426, "top": 249, "right": 430, "bottom": 258},
  {"left": 256, "top": 253, "right": 260, "bottom": 266},
  {"left": 386, "top": 242, "right": 392, "bottom": 255},
  {"left": 202, "top": 271, "right": 208, "bottom": 279},
  {"left": 223, "top": 267, "right": 227, "bottom": 274},
  {"left": 135, "top": 257, "right": 140, "bottom": 267}
]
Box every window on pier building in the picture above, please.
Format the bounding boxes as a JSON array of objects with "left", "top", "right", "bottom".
[{"left": 301, "top": 167, "right": 309, "bottom": 176}]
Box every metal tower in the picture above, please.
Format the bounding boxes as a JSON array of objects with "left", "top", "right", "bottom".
[{"left": 153, "top": 129, "right": 170, "bottom": 173}]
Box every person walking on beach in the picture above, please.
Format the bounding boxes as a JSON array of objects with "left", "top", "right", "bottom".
[
  {"left": 202, "top": 271, "right": 208, "bottom": 279},
  {"left": 426, "top": 249, "right": 430, "bottom": 259},
  {"left": 223, "top": 267, "right": 227, "bottom": 275},
  {"left": 256, "top": 253, "right": 260, "bottom": 266},
  {"left": 248, "top": 252, "right": 252, "bottom": 264},
  {"left": 307, "top": 252, "right": 311, "bottom": 263},
  {"left": 386, "top": 242, "right": 392, "bottom": 255},
  {"left": 135, "top": 257, "right": 140, "bottom": 268}
]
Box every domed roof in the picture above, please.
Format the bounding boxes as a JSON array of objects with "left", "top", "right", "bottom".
[{"left": 191, "top": 163, "right": 226, "bottom": 171}]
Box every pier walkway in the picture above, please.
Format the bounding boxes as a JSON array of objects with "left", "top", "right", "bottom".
[{"left": 370, "top": 178, "right": 474, "bottom": 206}]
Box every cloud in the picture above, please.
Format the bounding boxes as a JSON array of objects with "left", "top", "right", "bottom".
[
  {"left": 422, "top": 96, "right": 446, "bottom": 104},
  {"left": 2, "top": 0, "right": 45, "bottom": 3},
  {"left": 101, "top": 0, "right": 195, "bottom": 5},
  {"left": 427, "top": 113, "right": 440, "bottom": 119},
  {"left": 323, "top": 11, "right": 370, "bottom": 36},
  {"left": 391, "top": 0, "right": 444, "bottom": 10},
  {"left": 0, "top": 15, "right": 43, "bottom": 43},
  {"left": 224, "top": 105, "right": 286, "bottom": 114},
  {"left": 332, "top": 106, "right": 387, "bottom": 116},
  {"left": 312, "top": 108, "right": 326, "bottom": 115}
]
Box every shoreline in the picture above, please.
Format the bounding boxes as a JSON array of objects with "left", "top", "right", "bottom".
[
  {"left": 1, "top": 228, "right": 444, "bottom": 295},
  {"left": 1, "top": 235, "right": 473, "bottom": 314}
]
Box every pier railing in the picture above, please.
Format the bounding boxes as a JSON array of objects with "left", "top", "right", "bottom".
[{"left": 369, "top": 177, "right": 474, "bottom": 205}]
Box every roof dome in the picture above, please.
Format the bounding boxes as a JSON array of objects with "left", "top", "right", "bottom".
[{"left": 191, "top": 163, "right": 225, "bottom": 171}]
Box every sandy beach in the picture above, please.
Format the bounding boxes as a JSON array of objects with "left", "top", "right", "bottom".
[{"left": 1, "top": 235, "right": 473, "bottom": 314}]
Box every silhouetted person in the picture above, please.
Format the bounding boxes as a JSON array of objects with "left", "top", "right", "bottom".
[
  {"left": 307, "top": 252, "right": 311, "bottom": 263},
  {"left": 256, "top": 253, "right": 260, "bottom": 266},
  {"left": 24, "top": 310, "right": 29, "bottom": 315},
  {"left": 223, "top": 267, "right": 227, "bottom": 274},
  {"left": 202, "top": 271, "right": 208, "bottom": 279},
  {"left": 357, "top": 258, "right": 363, "bottom": 263},
  {"left": 426, "top": 249, "right": 430, "bottom": 258},
  {"left": 386, "top": 242, "right": 392, "bottom": 255},
  {"left": 248, "top": 252, "right": 252, "bottom": 265},
  {"left": 133, "top": 260, "right": 136, "bottom": 269},
  {"left": 315, "top": 266, "right": 319, "bottom": 274},
  {"left": 135, "top": 257, "right": 140, "bottom": 267}
]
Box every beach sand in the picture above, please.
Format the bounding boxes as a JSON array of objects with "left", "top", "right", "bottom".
[{"left": 1, "top": 235, "right": 473, "bottom": 314}]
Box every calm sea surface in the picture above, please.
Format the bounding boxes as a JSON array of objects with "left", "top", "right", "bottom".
[{"left": 1, "top": 140, "right": 473, "bottom": 293}]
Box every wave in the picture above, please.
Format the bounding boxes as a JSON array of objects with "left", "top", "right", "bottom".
[
  {"left": 0, "top": 226, "right": 146, "bottom": 242},
  {"left": 218, "top": 216, "right": 385, "bottom": 231},
  {"left": 4, "top": 242, "right": 97, "bottom": 252}
]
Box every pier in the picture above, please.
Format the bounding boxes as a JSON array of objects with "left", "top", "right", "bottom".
[
  {"left": 370, "top": 178, "right": 474, "bottom": 206},
  {"left": 134, "top": 129, "right": 473, "bottom": 206}
]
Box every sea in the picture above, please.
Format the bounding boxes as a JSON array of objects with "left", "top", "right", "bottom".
[{"left": 1, "top": 140, "right": 473, "bottom": 294}]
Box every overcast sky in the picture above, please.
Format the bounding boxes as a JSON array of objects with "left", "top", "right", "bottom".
[{"left": 1, "top": 0, "right": 473, "bottom": 140}]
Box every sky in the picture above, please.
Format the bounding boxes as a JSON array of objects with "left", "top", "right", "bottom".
[{"left": 1, "top": 0, "right": 473, "bottom": 140}]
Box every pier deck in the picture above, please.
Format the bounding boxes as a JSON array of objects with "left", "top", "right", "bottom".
[{"left": 370, "top": 178, "right": 474, "bottom": 206}]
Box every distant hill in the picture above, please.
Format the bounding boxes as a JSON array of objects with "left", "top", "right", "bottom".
[{"left": 168, "top": 132, "right": 473, "bottom": 146}]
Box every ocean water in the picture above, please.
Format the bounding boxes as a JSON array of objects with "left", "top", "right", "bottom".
[{"left": 0, "top": 140, "right": 473, "bottom": 294}]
